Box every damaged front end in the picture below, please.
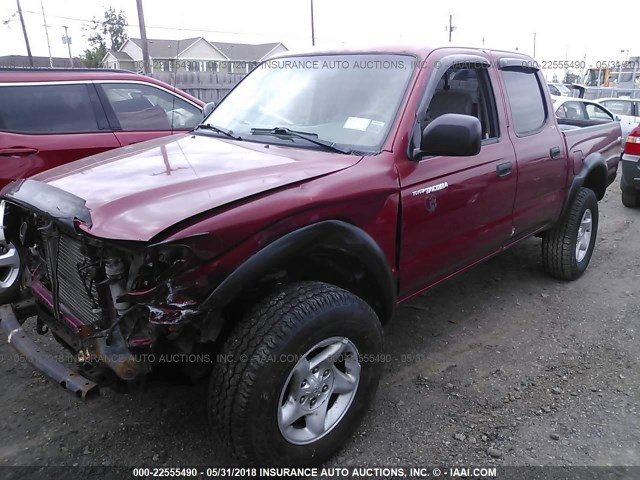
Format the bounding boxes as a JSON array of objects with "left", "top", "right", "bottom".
[{"left": 1, "top": 180, "right": 213, "bottom": 392}]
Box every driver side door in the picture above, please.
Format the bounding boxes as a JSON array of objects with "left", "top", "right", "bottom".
[{"left": 397, "top": 62, "right": 518, "bottom": 298}]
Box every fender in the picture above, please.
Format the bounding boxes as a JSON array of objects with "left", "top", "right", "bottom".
[
  {"left": 199, "top": 220, "right": 396, "bottom": 323},
  {"left": 559, "top": 152, "right": 607, "bottom": 220}
]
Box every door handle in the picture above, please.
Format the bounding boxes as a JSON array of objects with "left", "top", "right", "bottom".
[
  {"left": 496, "top": 161, "right": 512, "bottom": 177},
  {"left": 0, "top": 147, "right": 39, "bottom": 157},
  {"left": 550, "top": 146, "right": 562, "bottom": 159}
]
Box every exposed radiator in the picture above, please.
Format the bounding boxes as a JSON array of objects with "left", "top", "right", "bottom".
[{"left": 41, "top": 234, "right": 102, "bottom": 326}]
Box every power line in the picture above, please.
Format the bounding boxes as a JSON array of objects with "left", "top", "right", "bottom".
[{"left": 20, "top": 9, "right": 313, "bottom": 40}]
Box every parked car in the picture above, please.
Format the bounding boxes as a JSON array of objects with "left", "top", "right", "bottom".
[
  {"left": 0, "top": 68, "right": 206, "bottom": 302},
  {"left": 620, "top": 124, "right": 640, "bottom": 207},
  {"left": 0, "top": 46, "right": 622, "bottom": 466},
  {"left": 547, "top": 82, "right": 572, "bottom": 96},
  {"left": 550, "top": 95, "right": 623, "bottom": 183},
  {"left": 595, "top": 97, "right": 640, "bottom": 139}
]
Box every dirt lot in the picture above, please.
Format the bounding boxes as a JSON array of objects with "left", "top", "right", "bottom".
[{"left": 1, "top": 181, "right": 639, "bottom": 470}]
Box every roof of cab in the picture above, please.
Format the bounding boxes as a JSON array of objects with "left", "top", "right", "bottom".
[{"left": 267, "top": 44, "right": 534, "bottom": 63}]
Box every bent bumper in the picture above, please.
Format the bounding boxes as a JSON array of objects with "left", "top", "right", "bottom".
[
  {"left": 0, "top": 304, "right": 99, "bottom": 399},
  {"left": 621, "top": 153, "right": 640, "bottom": 190}
]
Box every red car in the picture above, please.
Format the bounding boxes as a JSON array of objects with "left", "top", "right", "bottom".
[
  {"left": 0, "top": 47, "right": 621, "bottom": 466},
  {"left": 0, "top": 68, "right": 205, "bottom": 300}
]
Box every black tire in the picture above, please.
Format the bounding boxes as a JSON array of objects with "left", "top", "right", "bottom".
[
  {"left": 0, "top": 241, "right": 22, "bottom": 305},
  {"left": 621, "top": 187, "right": 639, "bottom": 208},
  {"left": 542, "top": 187, "right": 598, "bottom": 281},
  {"left": 209, "top": 281, "right": 384, "bottom": 466}
]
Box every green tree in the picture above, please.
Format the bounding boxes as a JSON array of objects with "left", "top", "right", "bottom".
[{"left": 82, "top": 7, "right": 128, "bottom": 68}]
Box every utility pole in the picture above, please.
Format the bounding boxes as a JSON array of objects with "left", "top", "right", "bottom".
[
  {"left": 40, "top": 0, "right": 54, "bottom": 67},
  {"left": 533, "top": 32, "right": 536, "bottom": 58},
  {"left": 62, "top": 26, "right": 73, "bottom": 67},
  {"left": 16, "top": 0, "right": 33, "bottom": 67},
  {"left": 310, "top": 0, "right": 316, "bottom": 46},
  {"left": 447, "top": 15, "right": 456, "bottom": 43},
  {"left": 136, "top": 0, "right": 151, "bottom": 74}
]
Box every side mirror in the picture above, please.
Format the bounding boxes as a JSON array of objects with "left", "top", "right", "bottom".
[
  {"left": 413, "top": 114, "right": 482, "bottom": 160},
  {"left": 202, "top": 101, "right": 217, "bottom": 119}
]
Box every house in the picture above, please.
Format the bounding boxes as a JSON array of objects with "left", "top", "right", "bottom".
[
  {"left": 0, "top": 55, "right": 85, "bottom": 68},
  {"left": 209, "top": 41, "right": 288, "bottom": 73},
  {"left": 103, "top": 37, "right": 287, "bottom": 74}
]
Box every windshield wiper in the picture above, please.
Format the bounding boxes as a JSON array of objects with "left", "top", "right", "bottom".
[
  {"left": 195, "top": 123, "right": 241, "bottom": 140},
  {"left": 250, "top": 127, "right": 352, "bottom": 154}
]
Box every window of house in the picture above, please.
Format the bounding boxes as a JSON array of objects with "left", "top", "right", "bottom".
[
  {"left": 99, "top": 83, "right": 202, "bottom": 131},
  {"left": 502, "top": 69, "right": 547, "bottom": 136}
]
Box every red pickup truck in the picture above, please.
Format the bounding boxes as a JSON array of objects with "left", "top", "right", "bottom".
[{"left": 0, "top": 46, "right": 621, "bottom": 466}]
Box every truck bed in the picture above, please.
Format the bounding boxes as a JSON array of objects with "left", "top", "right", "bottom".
[{"left": 560, "top": 120, "right": 622, "bottom": 185}]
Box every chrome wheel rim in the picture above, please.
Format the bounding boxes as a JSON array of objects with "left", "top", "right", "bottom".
[
  {"left": 0, "top": 241, "right": 20, "bottom": 289},
  {"left": 277, "top": 336, "right": 361, "bottom": 445},
  {"left": 575, "top": 209, "right": 592, "bottom": 263}
]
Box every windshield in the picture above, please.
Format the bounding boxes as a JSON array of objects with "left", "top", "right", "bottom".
[{"left": 202, "top": 54, "right": 415, "bottom": 152}]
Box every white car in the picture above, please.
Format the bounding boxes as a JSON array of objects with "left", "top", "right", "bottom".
[
  {"left": 551, "top": 95, "right": 631, "bottom": 139},
  {"left": 547, "top": 83, "right": 572, "bottom": 96},
  {"left": 595, "top": 98, "right": 640, "bottom": 139}
]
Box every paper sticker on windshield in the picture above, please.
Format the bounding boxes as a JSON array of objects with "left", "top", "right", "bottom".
[
  {"left": 369, "top": 120, "right": 385, "bottom": 133},
  {"left": 343, "top": 117, "right": 371, "bottom": 131}
]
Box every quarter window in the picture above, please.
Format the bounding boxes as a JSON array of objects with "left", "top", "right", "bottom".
[
  {"left": 0, "top": 84, "right": 100, "bottom": 134},
  {"left": 585, "top": 104, "right": 613, "bottom": 121},
  {"left": 502, "top": 69, "right": 547, "bottom": 136},
  {"left": 99, "top": 83, "right": 201, "bottom": 131}
]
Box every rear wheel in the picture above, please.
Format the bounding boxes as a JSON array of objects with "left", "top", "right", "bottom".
[
  {"left": 0, "top": 241, "right": 22, "bottom": 304},
  {"left": 542, "top": 187, "right": 598, "bottom": 280},
  {"left": 208, "top": 281, "right": 384, "bottom": 466}
]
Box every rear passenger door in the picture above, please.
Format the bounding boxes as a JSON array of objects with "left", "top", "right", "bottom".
[
  {"left": 0, "top": 83, "right": 120, "bottom": 188},
  {"left": 397, "top": 61, "right": 517, "bottom": 296},
  {"left": 95, "top": 82, "right": 202, "bottom": 146},
  {"left": 498, "top": 62, "right": 567, "bottom": 237}
]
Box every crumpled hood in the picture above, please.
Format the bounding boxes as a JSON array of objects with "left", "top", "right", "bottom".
[{"left": 32, "top": 134, "right": 362, "bottom": 241}]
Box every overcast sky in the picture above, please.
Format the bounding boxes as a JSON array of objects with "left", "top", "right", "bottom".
[{"left": 1, "top": 0, "right": 637, "bottom": 79}]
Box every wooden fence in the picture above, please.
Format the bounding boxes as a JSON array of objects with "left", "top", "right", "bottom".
[{"left": 149, "top": 72, "right": 246, "bottom": 103}]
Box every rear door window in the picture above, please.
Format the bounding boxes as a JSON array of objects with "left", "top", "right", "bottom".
[
  {"left": 501, "top": 69, "right": 548, "bottom": 136},
  {"left": 0, "top": 84, "right": 101, "bottom": 134},
  {"left": 98, "top": 83, "right": 202, "bottom": 131},
  {"left": 602, "top": 100, "right": 632, "bottom": 116}
]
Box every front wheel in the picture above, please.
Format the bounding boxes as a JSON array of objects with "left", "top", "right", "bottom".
[
  {"left": 542, "top": 187, "right": 598, "bottom": 280},
  {"left": 0, "top": 241, "right": 22, "bottom": 304},
  {"left": 208, "top": 281, "right": 384, "bottom": 466}
]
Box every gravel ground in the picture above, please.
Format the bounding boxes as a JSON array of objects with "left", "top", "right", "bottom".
[{"left": 1, "top": 181, "right": 639, "bottom": 471}]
